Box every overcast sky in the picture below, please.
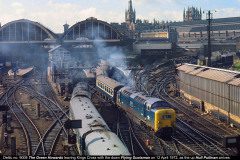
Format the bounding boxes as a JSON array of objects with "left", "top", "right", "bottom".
[{"left": 1, "top": 0, "right": 240, "bottom": 33}]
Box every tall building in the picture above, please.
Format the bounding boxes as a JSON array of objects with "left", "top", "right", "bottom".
[
  {"left": 125, "top": 0, "right": 136, "bottom": 24},
  {"left": 183, "top": 7, "right": 202, "bottom": 22}
]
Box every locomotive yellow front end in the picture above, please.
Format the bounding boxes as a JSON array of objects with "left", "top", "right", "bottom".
[{"left": 154, "top": 108, "right": 176, "bottom": 137}]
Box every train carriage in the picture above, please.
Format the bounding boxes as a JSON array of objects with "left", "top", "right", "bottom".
[
  {"left": 70, "top": 82, "right": 130, "bottom": 155},
  {"left": 96, "top": 75, "right": 123, "bottom": 102}
]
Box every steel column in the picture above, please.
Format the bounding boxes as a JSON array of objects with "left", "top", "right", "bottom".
[
  {"left": 111, "top": 28, "right": 112, "bottom": 39},
  {"left": 79, "top": 24, "right": 80, "bottom": 38},
  {"left": 21, "top": 23, "right": 23, "bottom": 41},
  {"left": 41, "top": 29, "right": 43, "bottom": 41},
  {"left": 92, "top": 20, "right": 93, "bottom": 39},
  {"left": 28, "top": 22, "right": 30, "bottom": 41},
  {"left": 73, "top": 27, "right": 75, "bottom": 40},
  {"left": 15, "top": 23, "right": 17, "bottom": 41},
  {"left": 8, "top": 25, "right": 10, "bottom": 41},
  {"left": 98, "top": 22, "right": 100, "bottom": 38}
]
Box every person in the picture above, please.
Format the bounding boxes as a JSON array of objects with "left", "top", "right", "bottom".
[{"left": 4, "top": 132, "right": 8, "bottom": 147}]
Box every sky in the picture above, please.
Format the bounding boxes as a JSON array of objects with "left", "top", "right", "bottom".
[{"left": 1, "top": 0, "right": 240, "bottom": 33}]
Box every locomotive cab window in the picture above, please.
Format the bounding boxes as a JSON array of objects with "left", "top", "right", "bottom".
[
  {"left": 162, "top": 115, "right": 172, "bottom": 119},
  {"left": 146, "top": 104, "right": 151, "bottom": 111}
]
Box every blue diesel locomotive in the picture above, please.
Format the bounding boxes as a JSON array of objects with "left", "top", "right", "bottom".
[{"left": 96, "top": 75, "right": 176, "bottom": 137}]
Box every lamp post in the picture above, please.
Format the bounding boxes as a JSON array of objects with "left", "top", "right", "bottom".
[{"left": 204, "top": 10, "right": 216, "bottom": 67}]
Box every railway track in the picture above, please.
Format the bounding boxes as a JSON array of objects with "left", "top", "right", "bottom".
[
  {"left": 132, "top": 59, "right": 238, "bottom": 156},
  {"left": 176, "top": 119, "right": 229, "bottom": 155},
  {"left": 155, "top": 67, "right": 235, "bottom": 155},
  {"left": 164, "top": 85, "right": 240, "bottom": 138},
  {"left": 117, "top": 109, "right": 149, "bottom": 156},
  {"left": 0, "top": 79, "right": 25, "bottom": 105},
  {"left": 129, "top": 116, "right": 194, "bottom": 156},
  {"left": 19, "top": 84, "right": 68, "bottom": 155},
  {"left": 1, "top": 69, "right": 69, "bottom": 156},
  {"left": 34, "top": 110, "right": 69, "bottom": 155},
  {"left": 6, "top": 85, "right": 44, "bottom": 155},
  {"left": 91, "top": 88, "right": 149, "bottom": 156}
]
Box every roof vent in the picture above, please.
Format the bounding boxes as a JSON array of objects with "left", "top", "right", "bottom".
[
  {"left": 235, "top": 74, "right": 240, "bottom": 78},
  {"left": 86, "top": 114, "right": 92, "bottom": 119},
  {"left": 202, "top": 68, "right": 209, "bottom": 71},
  {"left": 194, "top": 67, "right": 201, "bottom": 70}
]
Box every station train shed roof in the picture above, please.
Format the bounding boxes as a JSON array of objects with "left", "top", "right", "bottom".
[{"left": 177, "top": 63, "right": 240, "bottom": 86}]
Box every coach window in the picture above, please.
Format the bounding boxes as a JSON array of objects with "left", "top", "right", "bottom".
[
  {"left": 130, "top": 101, "right": 133, "bottom": 107},
  {"left": 146, "top": 104, "right": 151, "bottom": 111}
]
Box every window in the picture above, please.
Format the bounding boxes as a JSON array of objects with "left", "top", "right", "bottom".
[
  {"left": 162, "top": 115, "right": 172, "bottom": 120},
  {"left": 130, "top": 101, "right": 133, "bottom": 107},
  {"left": 146, "top": 105, "right": 151, "bottom": 111}
]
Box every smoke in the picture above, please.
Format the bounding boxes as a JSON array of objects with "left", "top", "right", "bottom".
[
  {"left": 93, "top": 37, "right": 134, "bottom": 86},
  {"left": 0, "top": 43, "right": 48, "bottom": 70}
]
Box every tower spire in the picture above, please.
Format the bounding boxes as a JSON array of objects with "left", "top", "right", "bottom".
[
  {"left": 129, "top": 0, "right": 133, "bottom": 12},
  {"left": 125, "top": 0, "right": 136, "bottom": 24}
]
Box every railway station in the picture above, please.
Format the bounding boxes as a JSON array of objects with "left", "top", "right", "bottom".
[{"left": 1, "top": 0, "right": 240, "bottom": 158}]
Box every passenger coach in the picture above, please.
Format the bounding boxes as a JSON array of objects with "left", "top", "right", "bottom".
[{"left": 96, "top": 75, "right": 123, "bottom": 102}]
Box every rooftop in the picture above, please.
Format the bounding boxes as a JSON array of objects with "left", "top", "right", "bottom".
[{"left": 177, "top": 63, "right": 240, "bottom": 86}]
